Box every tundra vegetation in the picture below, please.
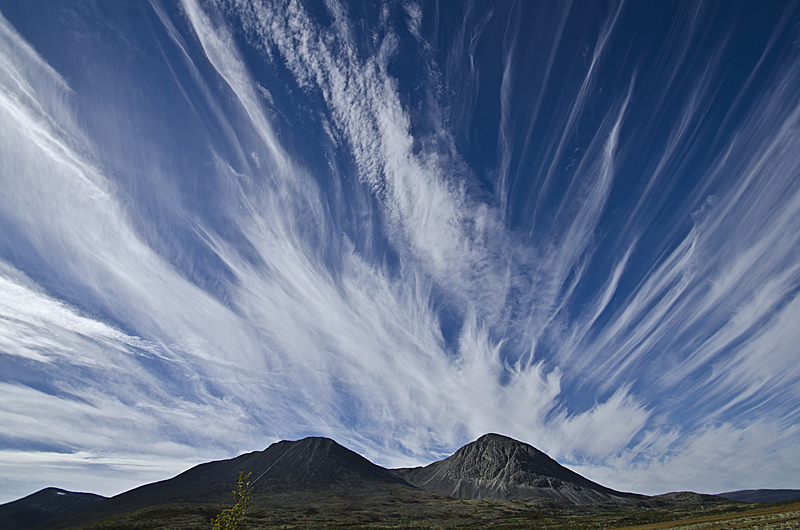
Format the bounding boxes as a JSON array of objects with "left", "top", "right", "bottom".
[{"left": 63, "top": 494, "right": 800, "bottom": 529}]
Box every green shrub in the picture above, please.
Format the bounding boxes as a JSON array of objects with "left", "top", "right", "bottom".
[{"left": 211, "top": 471, "right": 253, "bottom": 530}]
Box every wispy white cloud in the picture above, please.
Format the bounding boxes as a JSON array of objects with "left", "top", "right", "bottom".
[
  {"left": 194, "top": 0, "right": 651, "bottom": 462},
  {"left": 1, "top": 0, "right": 798, "bottom": 503},
  {"left": 579, "top": 52, "right": 800, "bottom": 409},
  {"left": 209, "top": 0, "right": 800, "bottom": 485},
  {"left": 0, "top": 447, "right": 203, "bottom": 503},
  {"left": 570, "top": 420, "right": 800, "bottom": 495}
]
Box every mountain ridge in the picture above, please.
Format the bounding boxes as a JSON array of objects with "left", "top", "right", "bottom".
[
  {"left": 29, "top": 437, "right": 413, "bottom": 530},
  {"left": 12, "top": 434, "right": 752, "bottom": 529},
  {"left": 717, "top": 489, "right": 800, "bottom": 503}
]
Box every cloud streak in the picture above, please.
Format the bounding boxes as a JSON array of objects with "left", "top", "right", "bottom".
[{"left": 0, "top": 0, "right": 798, "bottom": 502}]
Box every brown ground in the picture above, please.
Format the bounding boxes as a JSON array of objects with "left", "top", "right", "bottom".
[{"left": 605, "top": 501, "right": 800, "bottom": 530}]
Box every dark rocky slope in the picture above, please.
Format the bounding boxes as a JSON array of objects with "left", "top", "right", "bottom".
[
  {"left": 35, "top": 437, "right": 412, "bottom": 529},
  {"left": 394, "top": 433, "right": 646, "bottom": 505}
]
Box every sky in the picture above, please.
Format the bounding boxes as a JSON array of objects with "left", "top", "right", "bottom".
[{"left": 0, "top": 0, "right": 799, "bottom": 503}]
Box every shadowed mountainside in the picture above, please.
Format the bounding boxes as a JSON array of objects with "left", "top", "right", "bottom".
[
  {"left": 394, "top": 433, "right": 646, "bottom": 504},
  {"left": 33, "top": 437, "right": 412, "bottom": 529},
  {"left": 0, "top": 488, "right": 105, "bottom": 530}
]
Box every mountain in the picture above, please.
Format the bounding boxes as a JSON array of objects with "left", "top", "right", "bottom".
[
  {"left": 394, "top": 433, "right": 646, "bottom": 505},
  {"left": 243, "top": 436, "right": 413, "bottom": 492},
  {"left": 35, "top": 437, "right": 413, "bottom": 529},
  {"left": 28, "top": 434, "right": 736, "bottom": 529},
  {"left": 717, "top": 489, "right": 800, "bottom": 503},
  {"left": 0, "top": 488, "right": 105, "bottom": 530}
]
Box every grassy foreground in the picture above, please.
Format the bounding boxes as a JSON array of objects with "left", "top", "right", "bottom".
[{"left": 50, "top": 493, "right": 800, "bottom": 530}]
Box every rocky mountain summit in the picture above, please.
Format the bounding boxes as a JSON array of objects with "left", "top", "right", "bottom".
[
  {"left": 395, "top": 433, "right": 644, "bottom": 504},
  {"left": 241, "top": 436, "right": 413, "bottom": 492}
]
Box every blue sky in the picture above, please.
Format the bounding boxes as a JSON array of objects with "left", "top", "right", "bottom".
[{"left": 1, "top": 0, "right": 799, "bottom": 502}]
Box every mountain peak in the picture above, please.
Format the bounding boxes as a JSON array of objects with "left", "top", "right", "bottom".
[
  {"left": 473, "top": 433, "right": 522, "bottom": 445},
  {"left": 395, "top": 434, "right": 644, "bottom": 504},
  {"left": 462, "top": 433, "right": 548, "bottom": 459},
  {"left": 250, "top": 436, "right": 411, "bottom": 491},
  {"left": 271, "top": 435, "right": 336, "bottom": 447},
  {"left": 477, "top": 432, "right": 518, "bottom": 441}
]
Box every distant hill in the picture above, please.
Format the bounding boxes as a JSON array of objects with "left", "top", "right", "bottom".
[
  {"left": 718, "top": 489, "right": 800, "bottom": 503},
  {"left": 649, "top": 491, "right": 730, "bottom": 506},
  {"left": 394, "top": 433, "right": 646, "bottom": 505},
  {"left": 0, "top": 488, "right": 105, "bottom": 530}
]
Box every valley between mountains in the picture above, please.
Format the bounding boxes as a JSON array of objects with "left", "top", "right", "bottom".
[{"left": 2, "top": 434, "right": 799, "bottom": 530}]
